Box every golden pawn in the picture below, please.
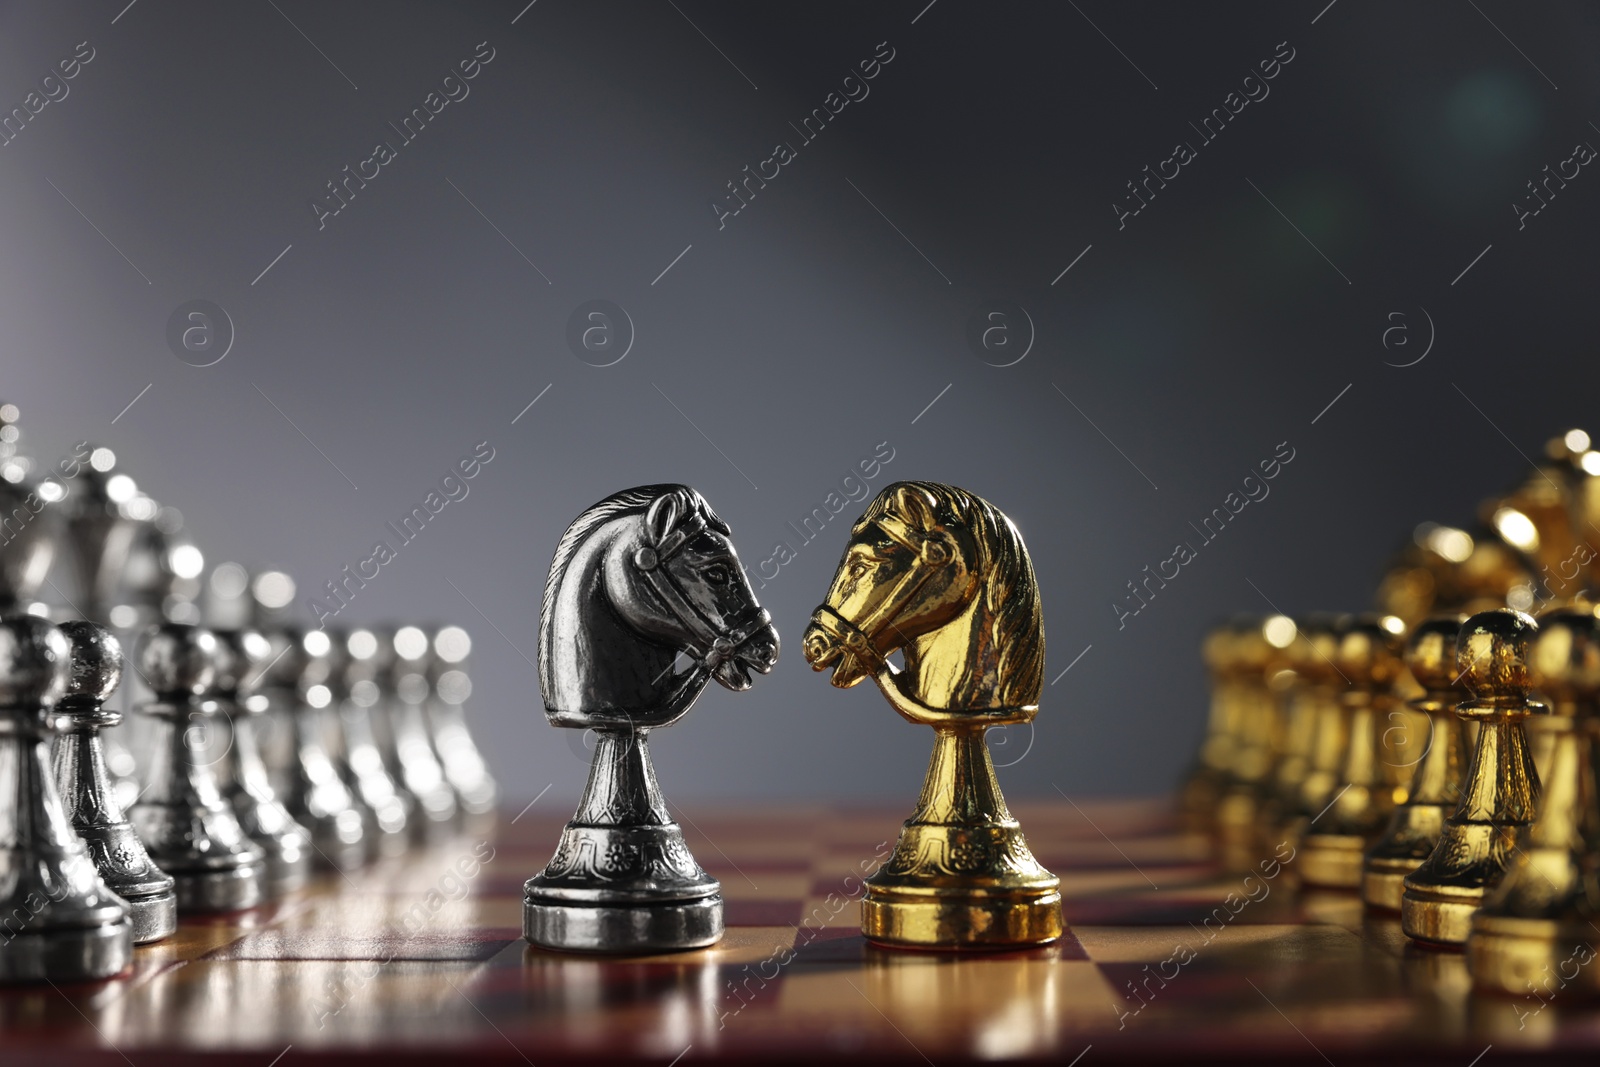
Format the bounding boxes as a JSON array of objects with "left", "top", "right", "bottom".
[
  {"left": 1467, "top": 603, "right": 1600, "bottom": 994},
  {"left": 1363, "top": 614, "right": 1472, "bottom": 910},
  {"left": 1285, "top": 616, "right": 1354, "bottom": 848},
  {"left": 1402, "top": 608, "right": 1543, "bottom": 946},
  {"left": 1260, "top": 616, "right": 1337, "bottom": 842},
  {"left": 1526, "top": 594, "right": 1595, "bottom": 784},
  {"left": 1180, "top": 623, "right": 1242, "bottom": 833},
  {"left": 1300, "top": 615, "right": 1407, "bottom": 888},
  {"left": 1215, "top": 617, "right": 1292, "bottom": 853},
  {"left": 803, "top": 482, "right": 1061, "bottom": 949}
]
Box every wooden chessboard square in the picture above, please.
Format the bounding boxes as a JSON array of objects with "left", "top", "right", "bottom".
[
  {"left": 1073, "top": 922, "right": 1362, "bottom": 965},
  {"left": 723, "top": 899, "right": 806, "bottom": 926},
  {"left": 109, "top": 958, "right": 500, "bottom": 1049},
  {"left": 717, "top": 872, "right": 813, "bottom": 903},
  {"left": 768, "top": 957, "right": 1123, "bottom": 1044}
]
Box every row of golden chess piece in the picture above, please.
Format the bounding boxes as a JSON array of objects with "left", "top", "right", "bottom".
[{"left": 1185, "top": 606, "right": 1600, "bottom": 997}]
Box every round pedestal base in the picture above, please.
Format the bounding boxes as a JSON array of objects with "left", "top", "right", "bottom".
[
  {"left": 1401, "top": 883, "right": 1482, "bottom": 946},
  {"left": 1361, "top": 863, "right": 1414, "bottom": 912},
  {"left": 861, "top": 885, "right": 1063, "bottom": 950},
  {"left": 1299, "top": 833, "right": 1366, "bottom": 889},
  {"left": 523, "top": 893, "right": 722, "bottom": 954},
  {"left": 126, "top": 892, "right": 178, "bottom": 945},
  {"left": 173, "top": 864, "right": 264, "bottom": 914},
  {"left": 0, "top": 920, "right": 133, "bottom": 983},
  {"left": 1467, "top": 914, "right": 1595, "bottom": 996}
]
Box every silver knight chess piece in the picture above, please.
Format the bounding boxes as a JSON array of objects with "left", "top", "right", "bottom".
[
  {"left": 51, "top": 621, "right": 177, "bottom": 945},
  {"left": 524, "top": 486, "right": 779, "bottom": 953},
  {"left": 128, "top": 624, "right": 266, "bottom": 912},
  {"left": 0, "top": 615, "right": 133, "bottom": 982}
]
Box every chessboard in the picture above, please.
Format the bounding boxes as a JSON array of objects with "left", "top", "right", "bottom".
[{"left": 1, "top": 797, "right": 1579, "bottom": 1066}]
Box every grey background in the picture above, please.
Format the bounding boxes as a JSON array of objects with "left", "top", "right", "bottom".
[{"left": 3, "top": 1, "right": 1596, "bottom": 806}]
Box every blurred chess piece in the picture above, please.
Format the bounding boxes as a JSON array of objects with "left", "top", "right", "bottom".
[
  {"left": 1300, "top": 615, "right": 1408, "bottom": 888},
  {"left": 52, "top": 621, "right": 177, "bottom": 944},
  {"left": 381, "top": 625, "right": 457, "bottom": 837},
  {"left": 104, "top": 493, "right": 206, "bottom": 814},
  {"left": 0, "top": 403, "right": 56, "bottom": 619},
  {"left": 0, "top": 615, "right": 133, "bottom": 981},
  {"left": 1179, "top": 623, "right": 1241, "bottom": 832},
  {"left": 59, "top": 445, "right": 143, "bottom": 624},
  {"left": 58, "top": 444, "right": 148, "bottom": 819},
  {"left": 1259, "top": 615, "right": 1335, "bottom": 844},
  {"left": 426, "top": 625, "right": 497, "bottom": 819},
  {"left": 1376, "top": 522, "right": 1533, "bottom": 629},
  {"left": 333, "top": 627, "right": 408, "bottom": 850},
  {"left": 1525, "top": 591, "right": 1597, "bottom": 785},
  {"left": 1285, "top": 615, "right": 1353, "bottom": 848},
  {"left": 1402, "top": 609, "right": 1543, "bottom": 946},
  {"left": 1363, "top": 614, "right": 1472, "bottom": 911},
  {"left": 526, "top": 486, "right": 778, "bottom": 953},
  {"left": 129, "top": 623, "right": 266, "bottom": 912},
  {"left": 1211, "top": 618, "right": 1267, "bottom": 843},
  {"left": 1468, "top": 603, "right": 1600, "bottom": 994},
  {"left": 1480, "top": 429, "right": 1594, "bottom": 614},
  {"left": 117, "top": 503, "right": 205, "bottom": 628},
  {"left": 1215, "top": 616, "right": 1296, "bottom": 866},
  {"left": 804, "top": 482, "right": 1060, "bottom": 949},
  {"left": 215, "top": 628, "right": 311, "bottom": 896},
  {"left": 274, "top": 628, "right": 367, "bottom": 871}
]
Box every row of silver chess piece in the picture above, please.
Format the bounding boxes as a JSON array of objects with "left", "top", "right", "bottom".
[
  {"left": 0, "top": 406, "right": 497, "bottom": 983},
  {"left": 1, "top": 617, "right": 500, "bottom": 985}
]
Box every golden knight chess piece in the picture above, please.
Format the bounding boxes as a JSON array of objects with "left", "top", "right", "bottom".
[
  {"left": 1402, "top": 608, "right": 1543, "bottom": 946},
  {"left": 1300, "top": 615, "right": 1410, "bottom": 888},
  {"left": 1363, "top": 614, "right": 1473, "bottom": 911},
  {"left": 803, "top": 481, "right": 1062, "bottom": 949},
  {"left": 1467, "top": 603, "right": 1600, "bottom": 994}
]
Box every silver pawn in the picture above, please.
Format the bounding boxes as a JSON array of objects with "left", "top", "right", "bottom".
[
  {"left": 427, "top": 625, "right": 497, "bottom": 818},
  {"left": 382, "top": 625, "right": 457, "bottom": 838},
  {"left": 330, "top": 628, "right": 408, "bottom": 851},
  {"left": 0, "top": 615, "right": 132, "bottom": 982},
  {"left": 274, "top": 628, "right": 367, "bottom": 871},
  {"left": 215, "top": 628, "right": 311, "bottom": 896},
  {"left": 129, "top": 624, "right": 265, "bottom": 912},
  {"left": 52, "top": 621, "right": 177, "bottom": 944}
]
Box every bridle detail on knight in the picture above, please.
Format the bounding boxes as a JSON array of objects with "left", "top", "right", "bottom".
[
  {"left": 803, "top": 481, "right": 1062, "bottom": 949},
  {"left": 630, "top": 508, "right": 773, "bottom": 680}
]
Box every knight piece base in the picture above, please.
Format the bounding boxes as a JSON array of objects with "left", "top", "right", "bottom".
[
  {"left": 126, "top": 891, "right": 178, "bottom": 945},
  {"left": 1467, "top": 914, "right": 1598, "bottom": 996},
  {"left": 1401, "top": 882, "right": 1484, "bottom": 946},
  {"left": 522, "top": 892, "right": 723, "bottom": 954},
  {"left": 861, "top": 884, "right": 1063, "bottom": 950},
  {"left": 0, "top": 920, "right": 133, "bottom": 983},
  {"left": 172, "top": 865, "right": 264, "bottom": 914}
]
